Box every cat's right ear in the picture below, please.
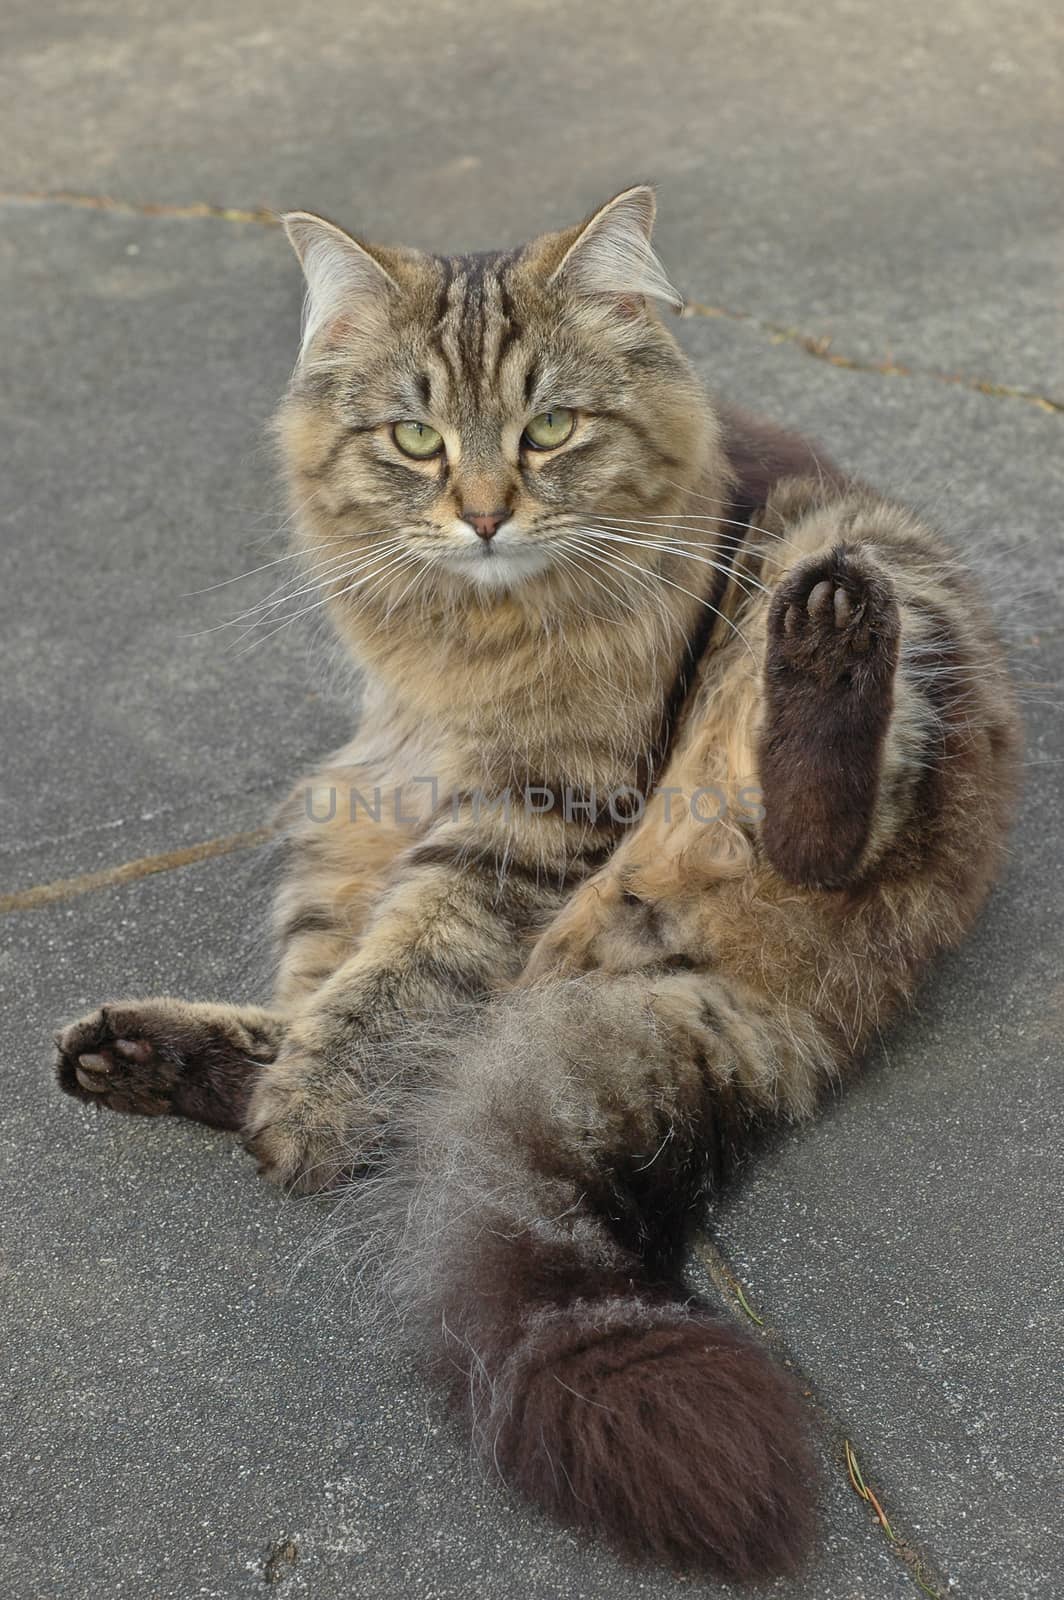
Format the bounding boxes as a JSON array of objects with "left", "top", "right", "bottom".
[{"left": 282, "top": 212, "right": 398, "bottom": 362}]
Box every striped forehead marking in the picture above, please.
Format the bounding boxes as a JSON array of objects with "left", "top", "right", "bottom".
[{"left": 428, "top": 251, "right": 524, "bottom": 409}]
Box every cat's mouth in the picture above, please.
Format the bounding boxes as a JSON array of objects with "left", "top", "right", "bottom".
[{"left": 435, "top": 531, "right": 557, "bottom": 590}]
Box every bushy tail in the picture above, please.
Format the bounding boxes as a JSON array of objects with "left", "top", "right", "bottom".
[
  {"left": 457, "top": 1248, "right": 813, "bottom": 1577},
  {"left": 368, "top": 977, "right": 818, "bottom": 1579}
]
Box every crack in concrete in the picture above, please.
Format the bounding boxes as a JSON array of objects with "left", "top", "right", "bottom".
[
  {"left": 0, "top": 783, "right": 279, "bottom": 861},
  {"left": 691, "top": 1229, "right": 951, "bottom": 1598},
  {"left": 681, "top": 299, "right": 1064, "bottom": 414},
  {"left": 0, "top": 825, "right": 273, "bottom": 915},
  {"left": 2, "top": 189, "right": 1060, "bottom": 416},
  {"left": 0, "top": 189, "right": 279, "bottom": 225}
]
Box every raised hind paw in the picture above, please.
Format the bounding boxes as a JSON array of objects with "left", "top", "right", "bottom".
[
  {"left": 54, "top": 998, "right": 284, "bottom": 1130},
  {"left": 759, "top": 544, "right": 901, "bottom": 889},
  {"left": 770, "top": 544, "right": 899, "bottom": 687}
]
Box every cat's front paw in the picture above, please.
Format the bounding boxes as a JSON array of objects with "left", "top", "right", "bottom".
[
  {"left": 242, "top": 1052, "right": 382, "bottom": 1194},
  {"left": 521, "top": 885, "right": 612, "bottom": 982}
]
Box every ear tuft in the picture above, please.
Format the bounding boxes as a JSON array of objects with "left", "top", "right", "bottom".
[
  {"left": 549, "top": 186, "right": 683, "bottom": 313},
  {"left": 282, "top": 211, "right": 398, "bottom": 361}
]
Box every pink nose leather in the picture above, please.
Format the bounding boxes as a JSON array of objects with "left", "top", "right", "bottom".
[{"left": 462, "top": 509, "right": 510, "bottom": 542}]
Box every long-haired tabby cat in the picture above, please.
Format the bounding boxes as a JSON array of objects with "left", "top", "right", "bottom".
[{"left": 55, "top": 187, "right": 1019, "bottom": 1581}]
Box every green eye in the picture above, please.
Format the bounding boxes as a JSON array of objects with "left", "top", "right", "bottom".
[
  {"left": 523, "top": 407, "right": 575, "bottom": 451},
  {"left": 393, "top": 420, "right": 444, "bottom": 459}
]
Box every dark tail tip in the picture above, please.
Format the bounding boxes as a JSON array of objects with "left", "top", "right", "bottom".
[{"left": 484, "top": 1298, "right": 816, "bottom": 1580}]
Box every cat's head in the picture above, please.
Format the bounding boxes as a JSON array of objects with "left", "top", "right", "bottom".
[{"left": 275, "top": 187, "right": 715, "bottom": 606}]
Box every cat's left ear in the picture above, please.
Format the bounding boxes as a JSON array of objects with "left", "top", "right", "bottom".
[{"left": 548, "top": 186, "right": 683, "bottom": 314}]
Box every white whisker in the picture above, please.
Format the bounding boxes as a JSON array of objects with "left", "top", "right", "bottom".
[
  {"left": 228, "top": 546, "right": 419, "bottom": 653},
  {"left": 567, "top": 533, "right": 756, "bottom": 658},
  {"left": 238, "top": 540, "right": 411, "bottom": 624},
  {"left": 587, "top": 512, "right": 795, "bottom": 557},
  {"left": 578, "top": 527, "right": 769, "bottom": 599},
  {"left": 553, "top": 539, "right": 645, "bottom": 622},
  {"left": 181, "top": 544, "right": 313, "bottom": 597},
  {"left": 184, "top": 545, "right": 377, "bottom": 637}
]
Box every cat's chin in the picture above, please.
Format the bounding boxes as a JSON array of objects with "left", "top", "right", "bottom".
[{"left": 437, "top": 541, "right": 557, "bottom": 593}]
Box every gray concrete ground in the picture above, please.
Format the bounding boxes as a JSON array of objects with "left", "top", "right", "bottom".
[{"left": 1, "top": 2, "right": 1061, "bottom": 1596}]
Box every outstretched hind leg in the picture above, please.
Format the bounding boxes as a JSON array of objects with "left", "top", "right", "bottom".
[{"left": 55, "top": 999, "right": 285, "bottom": 1130}]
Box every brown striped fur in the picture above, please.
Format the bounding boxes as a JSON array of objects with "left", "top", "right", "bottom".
[{"left": 55, "top": 188, "right": 1020, "bottom": 1580}]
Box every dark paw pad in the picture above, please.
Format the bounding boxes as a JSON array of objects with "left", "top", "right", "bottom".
[
  {"left": 771, "top": 547, "right": 898, "bottom": 687},
  {"left": 55, "top": 1009, "right": 179, "bottom": 1116},
  {"left": 54, "top": 1002, "right": 270, "bottom": 1129}
]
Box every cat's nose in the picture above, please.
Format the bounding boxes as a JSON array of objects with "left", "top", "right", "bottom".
[{"left": 461, "top": 509, "right": 510, "bottom": 542}]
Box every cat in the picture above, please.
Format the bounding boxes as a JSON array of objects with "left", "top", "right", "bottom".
[{"left": 54, "top": 187, "right": 1020, "bottom": 1581}]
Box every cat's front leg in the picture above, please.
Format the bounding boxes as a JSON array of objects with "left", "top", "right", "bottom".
[
  {"left": 240, "top": 993, "right": 394, "bottom": 1193},
  {"left": 244, "top": 817, "right": 571, "bottom": 1191}
]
